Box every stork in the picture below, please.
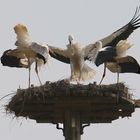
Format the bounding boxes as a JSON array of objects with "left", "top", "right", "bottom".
[
  {"left": 87, "top": 6, "right": 140, "bottom": 84},
  {"left": 48, "top": 35, "right": 99, "bottom": 83},
  {"left": 89, "top": 40, "right": 140, "bottom": 83},
  {"left": 1, "top": 24, "right": 50, "bottom": 87}
]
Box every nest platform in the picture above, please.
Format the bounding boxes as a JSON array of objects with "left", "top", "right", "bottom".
[{"left": 6, "top": 81, "right": 139, "bottom": 124}]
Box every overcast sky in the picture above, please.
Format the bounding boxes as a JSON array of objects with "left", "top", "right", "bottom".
[{"left": 0, "top": 0, "right": 140, "bottom": 140}]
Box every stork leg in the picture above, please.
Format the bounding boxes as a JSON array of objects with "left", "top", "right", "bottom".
[
  {"left": 117, "top": 72, "right": 120, "bottom": 83},
  {"left": 28, "top": 58, "right": 31, "bottom": 88},
  {"left": 35, "top": 60, "right": 42, "bottom": 85},
  {"left": 116, "top": 72, "right": 120, "bottom": 102},
  {"left": 116, "top": 65, "right": 120, "bottom": 83},
  {"left": 99, "top": 63, "right": 106, "bottom": 85},
  {"left": 78, "top": 70, "right": 82, "bottom": 84}
]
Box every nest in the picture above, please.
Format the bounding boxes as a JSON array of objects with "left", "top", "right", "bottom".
[{"left": 5, "top": 80, "right": 137, "bottom": 123}]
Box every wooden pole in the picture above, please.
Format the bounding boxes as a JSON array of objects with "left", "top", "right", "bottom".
[{"left": 64, "top": 111, "right": 81, "bottom": 140}]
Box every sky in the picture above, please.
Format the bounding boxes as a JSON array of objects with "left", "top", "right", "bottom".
[{"left": 0, "top": 0, "right": 140, "bottom": 140}]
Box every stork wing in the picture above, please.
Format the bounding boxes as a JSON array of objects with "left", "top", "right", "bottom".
[
  {"left": 100, "top": 7, "right": 140, "bottom": 47},
  {"left": 4, "top": 49, "right": 27, "bottom": 59},
  {"left": 115, "top": 56, "right": 140, "bottom": 73},
  {"left": 83, "top": 43, "right": 101, "bottom": 62},
  {"left": 1, "top": 49, "right": 29, "bottom": 68},
  {"left": 48, "top": 45, "right": 70, "bottom": 64},
  {"left": 14, "top": 24, "right": 32, "bottom": 47},
  {"left": 30, "top": 42, "right": 50, "bottom": 64},
  {"left": 94, "top": 46, "right": 117, "bottom": 66}
]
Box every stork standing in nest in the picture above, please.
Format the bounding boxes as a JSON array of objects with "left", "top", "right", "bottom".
[
  {"left": 87, "top": 6, "right": 140, "bottom": 84},
  {"left": 1, "top": 24, "right": 50, "bottom": 87},
  {"left": 49, "top": 35, "right": 100, "bottom": 83},
  {"left": 89, "top": 40, "right": 140, "bottom": 83}
]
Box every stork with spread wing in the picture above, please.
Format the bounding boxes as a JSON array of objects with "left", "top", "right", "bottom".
[
  {"left": 87, "top": 7, "right": 140, "bottom": 84},
  {"left": 1, "top": 24, "right": 50, "bottom": 87},
  {"left": 49, "top": 35, "right": 100, "bottom": 83},
  {"left": 48, "top": 7, "right": 140, "bottom": 84}
]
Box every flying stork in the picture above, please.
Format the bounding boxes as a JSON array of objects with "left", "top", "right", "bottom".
[{"left": 1, "top": 24, "right": 50, "bottom": 87}]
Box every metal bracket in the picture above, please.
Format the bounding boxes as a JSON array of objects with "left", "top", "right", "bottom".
[
  {"left": 80, "top": 123, "right": 90, "bottom": 134},
  {"left": 53, "top": 123, "right": 64, "bottom": 135}
]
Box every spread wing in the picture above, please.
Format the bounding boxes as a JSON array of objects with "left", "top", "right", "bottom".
[
  {"left": 14, "top": 24, "right": 32, "bottom": 47},
  {"left": 107, "top": 56, "right": 140, "bottom": 74},
  {"left": 31, "top": 42, "right": 49, "bottom": 63},
  {"left": 48, "top": 45, "right": 70, "bottom": 64},
  {"left": 83, "top": 43, "right": 102, "bottom": 62},
  {"left": 94, "top": 46, "right": 117, "bottom": 66},
  {"left": 100, "top": 6, "right": 140, "bottom": 47},
  {"left": 1, "top": 49, "right": 30, "bottom": 68}
]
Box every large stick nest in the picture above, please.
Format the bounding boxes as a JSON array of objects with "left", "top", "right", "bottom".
[{"left": 5, "top": 80, "right": 138, "bottom": 123}]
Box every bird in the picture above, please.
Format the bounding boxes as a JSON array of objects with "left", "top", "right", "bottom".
[
  {"left": 90, "top": 40, "right": 140, "bottom": 83},
  {"left": 87, "top": 6, "right": 140, "bottom": 84},
  {"left": 1, "top": 24, "right": 50, "bottom": 87},
  {"left": 48, "top": 35, "right": 99, "bottom": 83}
]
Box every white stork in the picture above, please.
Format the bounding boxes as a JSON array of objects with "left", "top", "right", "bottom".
[
  {"left": 1, "top": 24, "right": 50, "bottom": 87},
  {"left": 49, "top": 35, "right": 101, "bottom": 83},
  {"left": 88, "top": 7, "right": 140, "bottom": 84},
  {"left": 89, "top": 40, "right": 140, "bottom": 83}
]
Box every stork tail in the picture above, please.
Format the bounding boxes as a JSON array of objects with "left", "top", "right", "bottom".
[{"left": 80, "top": 64, "right": 96, "bottom": 81}]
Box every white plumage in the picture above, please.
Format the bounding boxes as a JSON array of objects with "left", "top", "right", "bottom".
[
  {"left": 14, "top": 24, "right": 50, "bottom": 87},
  {"left": 48, "top": 35, "right": 99, "bottom": 83},
  {"left": 88, "top": 39, "right": 139, "bottom": 83}
]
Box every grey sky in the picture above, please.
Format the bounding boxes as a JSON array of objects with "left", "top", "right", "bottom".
[{"left": 0, "top": 0, "right": 140, "bottom": 140}]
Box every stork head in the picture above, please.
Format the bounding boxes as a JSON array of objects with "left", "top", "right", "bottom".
[
  {"left": 67, "top": 35, "right": 82, "bottom": 55},
  {"left": 68, "top": 35, "right": 74, "bottom": 46},
  {"left": 67, "top": 35, "right": 74, "bottom": 52}
]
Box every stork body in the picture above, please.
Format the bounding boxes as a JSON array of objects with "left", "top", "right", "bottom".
[
  {"left": 89, "top": 40, "right": 140, "bottom": 84},
  {"left": 68, "top": 42, "right": 96, "bottom": 82},
  {"left": 14, "top": 24, "right": 50, "bottom": 87}
]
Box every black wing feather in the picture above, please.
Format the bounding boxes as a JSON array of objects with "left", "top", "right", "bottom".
[
  {"left": 1, "top": 49, "right": 24, "bottom": 68},
  {"left": 49, "top": 51, "right": 70, "bottom": 64},
  {"left": 101, "top": 6, "right": 140, "bottom": 47},
  {"left": 117, "top": 56, "right": 140, "bottom": 74}
]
